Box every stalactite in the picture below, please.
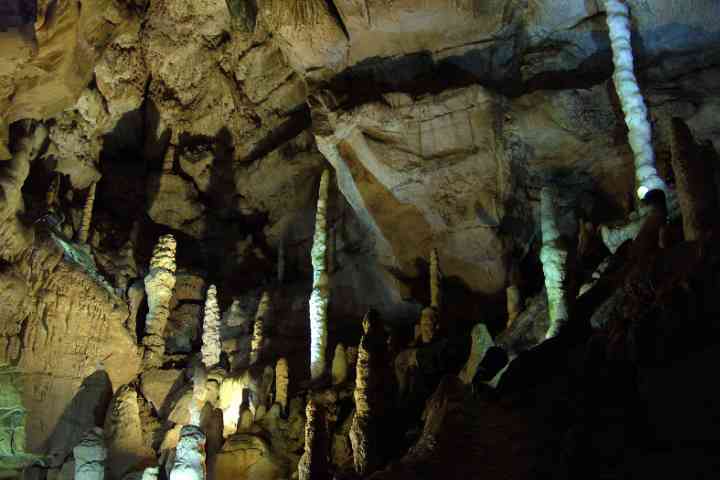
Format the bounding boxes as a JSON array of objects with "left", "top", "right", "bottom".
[
  {"left": 142, "top": 234, "right": 177, "bottom": 367},
  {"left": 169, "top": 425, "right": 206, "bottom": 480},
  {"left": 274, "top": 358, "right": 289, "bottom": 414},
  {"left": 331, "top": 343, "right": 347, "bottom": 385},
  {"left": 506, "top": 285, "right": 522, "bottom": 328},
  {"left": 350, "top": 310, "right": 386, "bottom": 476},
  {"left": 201, "top": 285, "right": 221, "bottom": 369},
  {"left": 74, "top": 427, "right": 107, "bottom": 480},
  {"left": 668, "top": 117, "right": 718, "bottom": 241},
  {"left": 298, "top": 399, "right": 329, "bottom": 480},
  {"left": 309, "top": 169, "right": 331, "bottom": 380},
  {"left": 458, "top": 323, "right": 494, "bottom": 385},
  {"left": 250, "top": 291, "right": 270, "bottom": 365},
  {"left": 540, "top": 187, "right": 570, "bottom": 339},
  {"left": 604, "top": 0, "right": 667, "bottom": 199},
  {"left": 430, "top": 248, "right": 442, "bottom": 310},
  {"left": 78, "top": 181, "right": 97, "bottom": 244}
]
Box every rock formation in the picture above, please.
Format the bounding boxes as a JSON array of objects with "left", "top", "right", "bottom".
[
  {"left": 458, "top": 324, "right": 494, "bottom": 385},
  {"left": 668, "top": 118, "right": 718, "bottom": 241},
  {"left": 169, "top": 425, "right": 206, "bottom": 480},
  {"left": 275, "top": 358, "right": 289, "bottom": 414},
  {"left": 506, "top": 285, "right": 522, "bottom": 328},
  {"left": 298, "top": 399, "right": 329, "bottom": 480},
  {"left": 419, "top": 307, "right": 439, "bottom": 345},
  {"left": 250, "top": 291, "right": 270, "bottom": 366},
  {"left": 350, "top": 310, "right": 386, "bottom": 475},
  {"left": 201, "top": 285, "right": 221, "bottom": 369},
  {"left": 78, "top": 182, "right": 97, "bottom": 244},
  {"left": 540, "top": 187, "right": 570, "bottom": 339},
  {"left": 309, "top": 169, "right": 331, "bottom": 380},
  {"left": 331, "top": 343, "right": 348, "bottom": 386},
  {"left": 143, "top": 235, "right": 178, "bottom": 367},
  {"left": 73, "top": 428, "right": 107, "bottom": 480},
  {"left": 104, "top": 385, "right": 154, "bottom": 480},
  {"left": 430, "top": 248, "right": 442, "bottom": 309},
  {"left": 603, "top": 0, "right": 667, "bottom": 199}
]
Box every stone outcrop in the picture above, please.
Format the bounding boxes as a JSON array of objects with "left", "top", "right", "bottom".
[
  {"left": 212, "top": 434, "right": 288, "bottom": 480},
  {"left": 143, "top": 234, "right": 178, "bottom": 367},
  {"left": 506, "top": 285, "right": 522, "bottom": 328},
  {"left": 201, "top": 285, "right": 221, "bottom": 369}
]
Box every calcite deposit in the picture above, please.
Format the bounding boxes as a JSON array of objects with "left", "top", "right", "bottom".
[{"left": 2, "top": 1, "right": 720, "bottom": 479}]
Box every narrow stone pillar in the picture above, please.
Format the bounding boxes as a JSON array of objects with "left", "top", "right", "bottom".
[
  {"left": 201, "top": 285, "right": 221, "bottom": 369},
  {"left": 78, "top": 182, "right": 97, "bottom": 244},
  {"left": 309, "top": 169, "right": 331, "bottom": 380},
  {"left": 143, "top": 234, "right": 177, "bottom": 367}
]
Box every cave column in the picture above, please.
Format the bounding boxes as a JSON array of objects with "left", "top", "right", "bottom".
[
  {"left": 201, "top": 285, "right": 221, "bottom": 369},
  {"left": 309, "top": 169, "right": 331, "bottom": 381},
  {"left": 604, "top": 0, "right": 667, "bottom": 199},
  {"left": 540, "top": 187, "right": 570, "bottom": 339}
]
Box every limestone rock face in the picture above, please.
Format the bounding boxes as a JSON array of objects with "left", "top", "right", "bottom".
[
  {"left": 104, "top": 385, "right": 155, "bottom": 480},
  {"left": 0, "top": 0, "right": 142, "bottom": 159},
  {"left": 212, "top": 434, "right": 288, "bottom": 480},
  {"left": 140, "top": 369, "right": 184, "bottom": 414},
  {"left": 146, "top": 175, "right": 206, "bottom": 238}
]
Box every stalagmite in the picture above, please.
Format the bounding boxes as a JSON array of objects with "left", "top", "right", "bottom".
[
  {"left": 201, "top": 285, "right": 221, "bottom": 369},
  {"left": 331, "top": 343, "right": 348, "bottom": 385},
  {"left": 74, "top": 428, "right": 107, "bottom": 480},
  {"left": 419, "top": 307, "right": 439, "bottom": 344},
  {"left": 169, "top": 425, "right": 206, "bottom": 480},
  {"left": 668, "top": 117, "right": 718, "bottom": 241},
  {"left": 297, "top": 400, "right": 329, "bottom": 480},
  {"left": 506, "top": 285, "right": 522, "bottom": 328},
  {"left": 275, "top": 358, "right": 289, "bottom": 414},
  {"left": 162, "top": 146, "right": 175, "bottom": 173},
  {"left": 189, "top": 366, "right": 208, "bottom": 427},
  {"left": 104, "top": 386, "right": 155, "bottom": 480},
  {"left": 540, "top": 187, "right": 570, "bottom": 339},
  {"left": 78, "top": 181, "right": 97, "bottom": 244},
  {"left": 350, "top": 310, "right": 386, "bottom": 475},
  {"left": 250, "top": 291, "right": 270, "bottom": 365},
  {"left": 143, "top": 234, "right": 177, "bottom": 367},
  {"left": 604, "top": 0, "right": 667, "bottom": 199},
  {"left": 309, "top": 169, "right": 331, "bottom": 380},
  {"left": 46, "top": 173, "right": 60, "bottom": 211},
  {"left": 458, "top": 323, "right": 494, "bottom": 385},
  {"left": 430, "top": 248, "right": 442, "bottom": 309}
]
